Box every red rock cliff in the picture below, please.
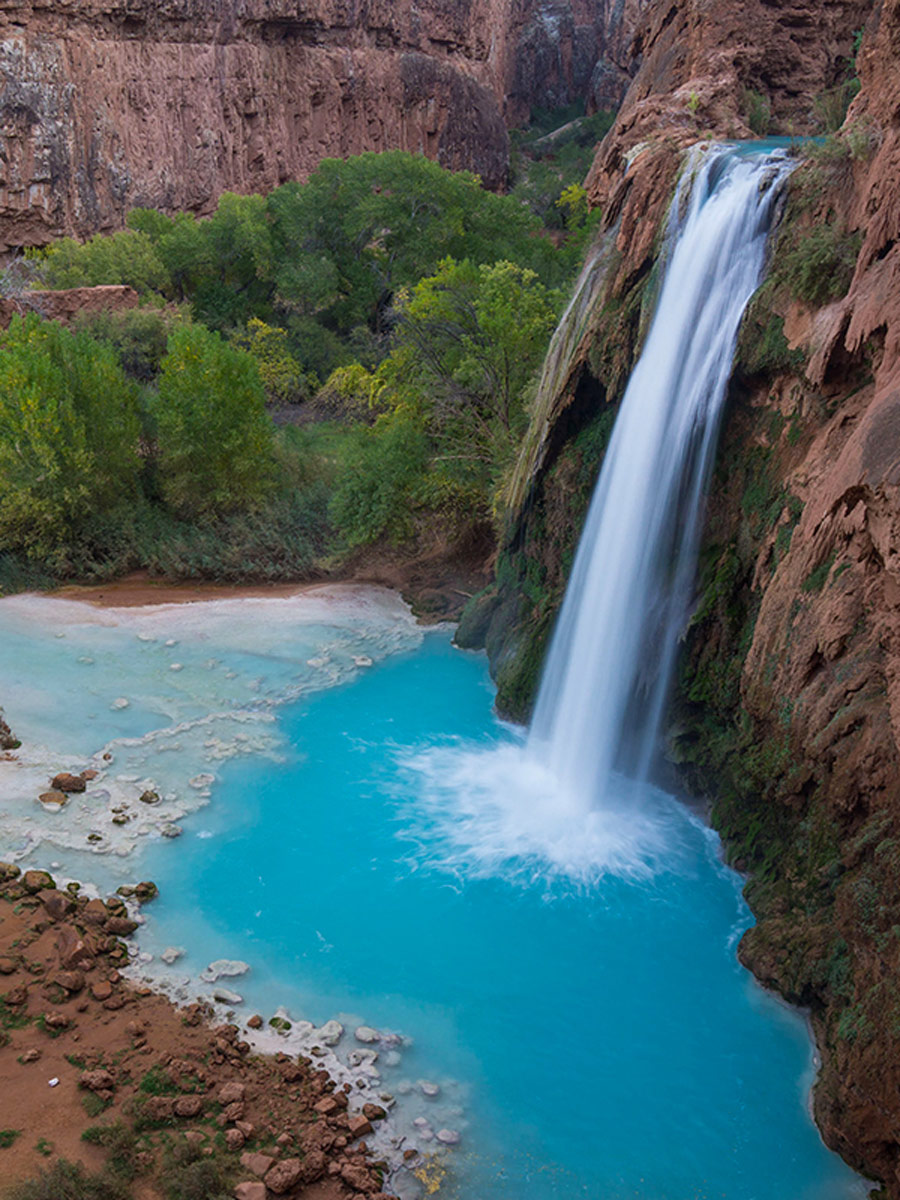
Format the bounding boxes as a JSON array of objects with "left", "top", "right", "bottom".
[{"left": 0, "top": 0, "right": 643, "bottom": 251}]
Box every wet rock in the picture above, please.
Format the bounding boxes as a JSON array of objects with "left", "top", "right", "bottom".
[
  {"left": 81, "top": 899, "right": 109, "bottom": 925},
  {"left": 316, "top": 1018, "right": 344, "bottom": 1046},
  {"left": 347, "top": 1114, "right": 373, "bottom": 1140},
  {"left": 134, "top": 881, "right": 158, "bottom": 901},
  {"left": 354, "top": 1025, "right": 380, "bottom": 1043},
  {"left": 105, "top": 916, "right": 138, "bottom": 936},
  {"left": 22, "top": 870, "right": 56, "bottom": 893},
  {"left": 161, "top": 946, "right": 184, "bottom": 964},
  {"left": 51, "top": 773, "right": 86, "bottom": 793},
  {"left": 38, "top": 790, "right": 68, "bottom": 807},
  {"left": 202, "top": 960, "right": 250, "bottom": 983},
  {"left": 213, "top": 987, "right": 243, "bottom": 1005},
  {"left": 246, "top": 1014, "right": 262, "bottom": 1029},
  {"left": 264, "top": 1158, "right": 302, "bottom": 1194},
  {"left": 436, "top": 1128, "right": 461, "bottom": 1144},
  {"left": 0, "top": 863, "right": 21, "bottom": 881},
  {"left": 139, "top": 790, "right": 160, "bottom": 805},
  {"left": 419, "top": 1079, "right": 440, "bottom": 1097},
  {"left": 362, "top": 1103, "right": 387, "bottom": 1121},
  {"left": 314, "top": 1095, "right": 342, "bottom": 1116},
  {"left": 160, "top": 823, "right": 182, "bottom": 838},
  {"left": 341, "top": 1162, "right": 375, "bottom": 1191}
]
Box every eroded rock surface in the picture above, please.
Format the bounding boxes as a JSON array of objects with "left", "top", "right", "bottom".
[{"left": 0, "top": 0, "right": 644, "bottom": 250}]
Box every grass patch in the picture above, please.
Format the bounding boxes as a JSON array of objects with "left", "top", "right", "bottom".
[{"left": 0, "top": 1129, "right": 22, "bottom": 1148}]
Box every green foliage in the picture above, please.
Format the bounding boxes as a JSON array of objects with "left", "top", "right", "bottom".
[
  {"left": 38, "top": 230, "right": 169, "bottom": 295},
  {"left": 801, "top": 550, "right": 837, "bottom": 592},
  {"left": 813, "top": 78, "right": 861, "bottom": 133},
  {"left": 0, "top": 315, "right": 141, "bottom": 555},
  {"left": 229, "top": 318, "right": 314, "bottom": 404},
  {"left": 6, "top": 1159, "right": 130, "bottom": 1200},
  {"left": 742, "top": 89, "right": 771, "bottom": 136},
  {"left": 737, "top": 288, "right": 806, "bottom": 376},
  {"left": 73, "top": 307, "right": 177, "bottom": 381},
  {"left": 776, "top": 222, "right": 861, "bottom": 307},
  {"left": 0, "top": 1128, "right": 21, "bottom": 1148},
  {"left": 81, "top": 1124, "right": 140, "bottom": 1180},
  {"left": 329, "top": 410, "right": 430, "bottom": 547},
  {"left": 138, "top": 1066, "right": 177, "bottom": 1096},
  {"left": 158, "top": 1141, "right": 232, "bottom": 1200},
  {"left": 155, "top": 324, "right": 274, "bottom": 517},
  {"left": 268, "top": 151, "right": 556, "bottom": 333}
]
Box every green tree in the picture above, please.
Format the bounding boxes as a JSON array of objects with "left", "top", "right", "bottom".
[
  {"left": 395, "top": 258, "right": 560, "bottom": 487},
  {"left": 267, "top": 151, "right": 555, "bottom": 334},
  {"left": 0, "top": 316, "right": 140, "bottom": 554},
  {"left": 37, "top": 229, "right": 170, "bottom": 295},
  {"left": 155, "top": 324, "right": 274, "bottom": 517},
  {"left": 229, "top": 318, "right": 312, "bottom": 404}
]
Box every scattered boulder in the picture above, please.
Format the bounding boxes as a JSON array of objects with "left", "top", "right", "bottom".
[
  {"left": 138, "top": 790, "right": 160, "bottom": 805},
  {"left": 161, "top": 946, "right": 184, "bottom": 964},
  {"left": 56, "top": 926, "right": 94, "bottom": 970},
  {"left": 173, "top": 1095, "right": 203, "bottom": 1118},
  {"left": 106, "top": 916, "right": 138, "bottom": 936},
  {"left": 362, "top": 1103, "right": 387, "bottom": 1121},
  {"left": 141, "top": 1096, "right": 174, "bottom": 1121},
  {"left": 218, "top": 1081, "right": 246, "bottom": 1105},
  {"left": 239, "top": 1152, "right": 275, "bottom": 1179},
  {"left": 80, "top": 1069, "right": 114, "bottom": 1092},
  {"left": 20, "top": 1048, "right": 41, "bottom": 1063},
  {"left": 134, "top": 881, "right": 158, "bottom": 902},
  {"left": 246, "top": 1014, "right": 262, "bottom": 1029},
  {"left": 0, "top": 957, "right": 17, "bottom": 975},
  {"left": 51, "top": 773, "right": 86, "bottom": 794},
  {"left": 264, "top": 1158, "right": 302, "bottom": 1195},
  {"left": 341, "top": 1162, "right": 375, "bottom": 1191},
  {"left": 91, "top": 980, "right": 113, "bottom": 1001},
  {"left": 436, "top": 1128, "right": 461, "bottom": 1144},
  {"left": 347, "top": 1114, "right": 373, "bottom": 1140},
  {"left": 54, "top": 970, "right": 85, "bottom": 993},
  {"left": 201, "top": 960, "right": 250, "bottom": 983},
  {"left": 225, "top": 1128, "right": 246, "bottom": 1151},
  {"left": 316, "top": 1019, "right": 343, "bottom": 1046},
  {"left": 40, "top": 889, "right": 74, "bottom": 920},
  {"left": 81, "top": 899, "right": 109, "bottom": 926}
]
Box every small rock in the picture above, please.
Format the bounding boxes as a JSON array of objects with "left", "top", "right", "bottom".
[
  {"left": 142, "top": 1097, "right": 174, "bottom": 1121},
  {"left": 106, "top": 917, "right": 138, "bottom": 936},
  {"left": 235, "top": 1120, "right": 255, "bottom": 1138},
  {"left": 134, "top": 881, "right": 158, "bottom": 902},
  {"left": 362, "top": 1103, "right": 387, "bottom": 1121},
  {"left": 233, "top": 1184, "right": 266, "bottom": 1200},
  {"left": 38, "top": 791, "right": 68, "bottom": 807},
  {"left": 91, "top": 980, "right": 113, "bottom": 1001},
  {"left": 111, "top": 698, "right": 130, "bottom": 710},
  {"left": 218, "top": 1081, "right": 246, "bottom": 1106},
  {"left": 20, "top": 1048, "right": 41, "bottom": 1063},
  {"left": 226, "top": 1129, "right": 245, "bottom": 1151},
  {"left": 51, "top": 773, "right": 86, "bottom": 794},
  {"left": 419, "top": 1079, "right": 440, "bottom": 1097},
  {"left": 316, "top": 1019, "right": 343, "bottom": 1046},
  {"left": 138, "top": 790, "right": 160, "bottom": 805},
  {"left": 201, "top": 960, "right": 250, "bottom": 983},
  {"left": 169, "top": 663, "right": 183, "bottom": 672},
  {"left": 354, "top": 1025, "right": 380, "bottom": 1043},
  {"left": 213, "top": 988, "right": 243, "bottom": 1005},
  {"left": 436, "top": 1128, "right": 461, "bottom": 1145},
  {"left": 54, "top": 970, "right": 85, "bottom": 994},
  {"left": 246, "top": 1014, "right": 262, "bottom": 1030},
  {"left": 161, "top": 947, "right": 184, "bottom": 965},
  {"left": 314, "top": 1096, "right": 341, "bottom": 1116},
  {"left": 82, "top": 769, "right": 98, "bottom": 780},
  {"left": 0, "top": 957, "right": 17, "bottom": 975},
  {"left": 174, "top": 1095, "right": 203, "bottom": 1118},
  {"left": 160, "top": 823, "right": 182, "bottom": 838}
]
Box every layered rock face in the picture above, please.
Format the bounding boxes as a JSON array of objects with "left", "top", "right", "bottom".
[
  {"left": 465, "top": 0, "right": 900, "bottom": 1190},
  {"left": 0, "top": 0, "right": 642, "bottom": 252}
]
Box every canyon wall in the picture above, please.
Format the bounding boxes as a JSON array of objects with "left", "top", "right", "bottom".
[
  {"left": 0, "top": 0, "right": 643, "bottom": 253},
  {"left": 462, "top": 0, "right": 900, "bottom": 1190}
]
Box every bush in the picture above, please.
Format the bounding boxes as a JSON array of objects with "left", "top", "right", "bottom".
[
  {"left": 0, "top": 315, "right": 141, "bottom": 556},
  {"left": 776, "top": 222, "right": 861, "bottom": 307},
  {"left": 7, "top": 1159, "right": 130, "bottom": 1200},
  {"left": 155, "top": 324, "right": 274, "bottom": 517},
  {"left": 743, "top": 89, "right": 771, "bottom": 136},
  {"left": 38, "top": 230, "right": 170, "bottom": 295}
]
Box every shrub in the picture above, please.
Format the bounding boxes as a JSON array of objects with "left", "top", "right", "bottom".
[
  {"left": 155, "top": 324, "right": 274, "bottom": 518},
  {"left": 776, "top": 222, "right": 861, "bottom": 307},
  {"left": 74, "top": 308, "right": 176, "bottom": 381},
  {"left": 7, "top": 1159, "right": 130, "bottom": 1200},
  {"left": 0, "top": 315, "right": 141, "bottom": 556},
  {"left": 743, "top": 89, "right": 771, "bottom": 136}
]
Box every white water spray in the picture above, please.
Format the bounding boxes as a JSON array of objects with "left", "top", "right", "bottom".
[{"left": 528, "top": 146, "right": 793, "bottom": 807}]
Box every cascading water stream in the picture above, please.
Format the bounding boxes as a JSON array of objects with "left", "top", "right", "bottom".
[{"left": 528, "top": 145, "right": 794, "bottom": 809}]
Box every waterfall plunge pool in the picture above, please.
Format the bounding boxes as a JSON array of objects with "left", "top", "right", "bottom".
[{"left": 0, "top": 588, "right": 864, "bottom": 1200}]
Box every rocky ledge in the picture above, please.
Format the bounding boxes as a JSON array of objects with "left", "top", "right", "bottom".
[{"left": 0, "top": 862, "right": 403, "bottom": 1199}]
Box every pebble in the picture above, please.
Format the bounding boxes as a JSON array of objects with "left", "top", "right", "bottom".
[
  {"left": 111, "top": 698, "right": 130, "bottom": 710},
  {"left": 213, "top": 988, "right": 243, "bottom": 1005},
  {"left": 169, "top": 662, "right": 183, "bottom": 672},
  {"left": 190, "top": 773, "right": 216, "bottom": 790},
  {"left": 201, "top": 959, "right": 250, "bottom": 982},
  {"left": 419, "top": 1080, "right": 440, "bottom": 1097},
  {"left": 315, "top": 1019, "right": 344, "bottom": 1047},
  {"left": 160, "top": 823, "right": 182, "bottom": 838},
  {"left": 354, "top": 1025, "right": 379, "bottom": 1043},
  {"left": 436, "top": 1129, "right": 460, "bottom": 1145}
]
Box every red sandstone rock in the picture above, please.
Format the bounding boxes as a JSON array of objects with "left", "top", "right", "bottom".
[
  {"left": 264, "top": 1158, "right": 303, "bottom": 1194},
  {"left": 50, "top": 773, "right": 86, "bottom": 793}
]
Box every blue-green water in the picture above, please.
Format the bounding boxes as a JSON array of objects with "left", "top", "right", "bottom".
[
  {"left": 0, "top": 598, "right": 864, "bottom": 1199},
  {"left": 140, "top": 635, "right": 858, "bottom": 1200}
]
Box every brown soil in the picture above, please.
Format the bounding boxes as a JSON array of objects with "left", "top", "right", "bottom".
[{"left": 0, "top": 867, "right": 400, "bottom": 1200}]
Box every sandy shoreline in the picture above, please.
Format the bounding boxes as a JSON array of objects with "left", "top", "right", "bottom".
[{"left": 51, "top": 572, "right": 328, "bottom": 609}]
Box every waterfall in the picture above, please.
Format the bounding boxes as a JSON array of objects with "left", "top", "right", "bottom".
[{"left": 528, "top": 146, "right": 793, "bottom": 808}]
